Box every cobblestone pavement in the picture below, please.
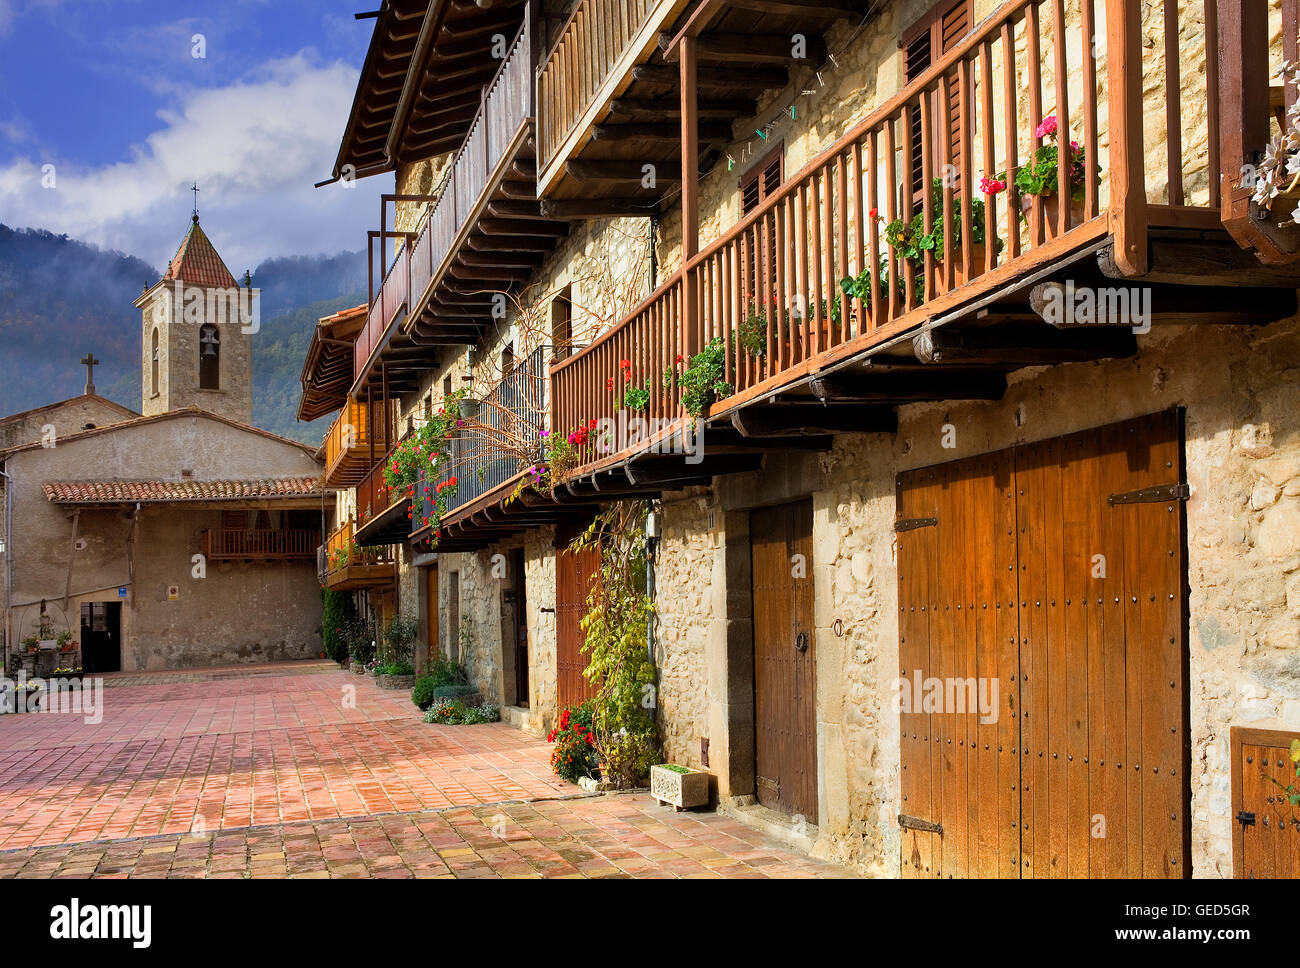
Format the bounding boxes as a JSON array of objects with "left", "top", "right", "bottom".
[{"left": 0, "top": 663, "right": 848, "bottom": 878}]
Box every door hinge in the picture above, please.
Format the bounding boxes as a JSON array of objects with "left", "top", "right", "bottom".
[
  {"left": 898, "top": 813, "right": 943, "bottom": 834},
  {"left": 1108, "top": 482, "right": 1189, "bottom": 505},
  {"left": 1236, "top": 810, "right": 1256, "bottom": 827},
  {"left": 894, "top": 516, "right": 938, "bottom": 532}
]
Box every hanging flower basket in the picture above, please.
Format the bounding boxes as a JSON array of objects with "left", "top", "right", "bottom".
[{"left": 457, "top": 397, "right": 480, "bottom": 419}]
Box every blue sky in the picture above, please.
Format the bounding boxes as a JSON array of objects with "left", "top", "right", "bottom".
[{"left": 0, "top": 0, "right": 386, "bottom": 272}]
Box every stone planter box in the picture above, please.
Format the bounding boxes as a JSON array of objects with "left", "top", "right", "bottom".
[
  {"left": 650, "top": 764, "right": 710, "bottom": 811},
  {"left": 349, "top": 661, "right": 367, "bottom": 675},
  {"left": 376, "top": 674, "right": 416, "bottom": 690}
]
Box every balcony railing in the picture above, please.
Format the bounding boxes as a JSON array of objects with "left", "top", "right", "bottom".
[
  {"left": 356, "top": 443, "right": 400, "bottom": 525},
  {"left": 413, "top": 346, "right": 548, "bottom": 535},
  {"left": 323, "top": 398, "right": 372, "bottom": 486},
  {"left": 321, "top": 518, "right": 396, "bottom": 589},
  {"left": 353, "top": 6, "right": 534, "bottom": 387},
  {"left": 201, "top": 528, "right": 320, "bottom": 561},
  {"left": 553, "top": 0, "right": 1226, "bottom": 475},
  {"left": 536, "top": 0, "right": 682, "bottom": 190}
]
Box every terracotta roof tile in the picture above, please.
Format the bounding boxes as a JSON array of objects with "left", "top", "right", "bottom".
[
  {"left": 162, "top": 217, "right": 239, "bottom": 289},
  {"left": 43, "top": 478, "right": 331, "bottom": 504}
]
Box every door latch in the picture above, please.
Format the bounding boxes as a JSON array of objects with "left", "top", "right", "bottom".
[
  {"left": 1236, "top": 811, "right": 1256, "bottom": 827},
  {"left": 795, "top": 631, "right": 808, "bottom": 653}
]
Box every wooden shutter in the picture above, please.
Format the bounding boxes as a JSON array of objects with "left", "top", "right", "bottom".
[
  {"left": 740, "top": 145, "right": 783, "bottom": 217},
  {"left": 556, "top": 519, "right": 600, "bottom": 711},
  {"left": 902, "top": 0, "right": 971, "bottom": 197}
]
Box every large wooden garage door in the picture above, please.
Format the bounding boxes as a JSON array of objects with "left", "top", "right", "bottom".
[
  {"left": 556, "top": 520, "right": 600, "bottom": 712},
  {"left": 897, "top": 410, "right": 1187, "bottom": 878},
  {"left": 752, "top": 500, "right": 818, "bottom": 820}
]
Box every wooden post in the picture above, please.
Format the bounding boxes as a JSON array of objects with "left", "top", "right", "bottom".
[
  {"left": 680, "top": 35, "right": 700, "bottom": 356},
  {"left": 1105, "top": 0, "right": 1148, "bottom": 275},
  {"left": 1218, "top": 0, "right": 1300, "bottom": 264}
]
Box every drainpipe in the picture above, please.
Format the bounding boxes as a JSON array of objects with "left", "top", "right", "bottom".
[
  {"left": 1, "top": 467, "right": 11, "bottom": 662},
  {"left": 644, "top": 502, "right": 658, "bottom": 664}
]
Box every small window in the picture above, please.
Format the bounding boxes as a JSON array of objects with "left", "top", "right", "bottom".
[
  {"left": 199, "top": 324, "right": 220, "bottom": 389},
  {"left": 551, "top": 286, "right": 573, "bottom": 362},
  {"left": 150, "top": 328, "right": 160, "bottom": 396},
  {"left": 500, "top": 344, "right": 515, "bottom": 378}
]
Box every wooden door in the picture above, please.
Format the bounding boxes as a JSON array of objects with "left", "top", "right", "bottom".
[
  {"left": 897, "top": 410, "right": 1188, "bottom": 878},
  {"left": 751, "top": 501, "right": 818, "bottom": 820},
  {"left": 1232, "top": 727, "right": 1300, "bottom": 878},
  {"left": 556, "top": 520, "right": 599, "bottom": 712},
  {"left": 512, "top": 548, "right": 529, "bottom": 707}
]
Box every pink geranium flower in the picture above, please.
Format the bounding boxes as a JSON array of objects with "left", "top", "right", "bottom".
[
  {"left": 979, "top": 175, "right": 1006, "bottom": 195},
  {"left": 1035, "top": 115, "right": 1058, "bottom": 139}
]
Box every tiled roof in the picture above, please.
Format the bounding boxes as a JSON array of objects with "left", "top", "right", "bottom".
[
  {"left": 43, "top": 478, "right": 331, "bottom": 504},
  {"left": 162, "top": 217, "right": 239, "bottom": 288}
]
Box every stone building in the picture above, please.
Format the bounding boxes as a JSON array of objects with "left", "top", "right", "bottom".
[
  {"left": 1, "top": 217, "right": 330, "bottom": 671},
  {"left": 312, "top": 0, "right": 1300, "bottom": 877}
]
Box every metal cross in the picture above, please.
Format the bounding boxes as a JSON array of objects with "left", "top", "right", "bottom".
[
  {"left": 191, "top": 182, "right": 200, "bottom": 220},
  {"left": 81, "top": 352, "right": 100, "bottom": 395}
]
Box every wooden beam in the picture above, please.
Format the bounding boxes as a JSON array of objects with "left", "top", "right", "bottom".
[
  {"left": 630, "top": 63, "right": 790, "bottom": 90},
  {"left": 690, "top": 33, "right": 828, "bottom": 65},
  {"left": 607, "top": 97, "right": 757, "bottom": 120},
  {"left": 623, "top": 454, "right": 762, "bottom": 485},
  {"left": 591, "top": 122, "right": 733, "bottom": 143},
  {"left": 478, "top": 218, "right": 569, "bottom": 236},
  {"left": 720, "top": 0, "right": 862, "bottom": 17},
  {"left": 485, "top": 199, "right": 550, "bottom": 218},
  {"left": 457, "top": 250, "right": 544, "bottom": 269},
  {"left": 1099, "top": 237, "right": 1300, "bottom": 287},
  {"left": 912, "top": 325, "right": 1137, "bottom": 365},
  {"left": 538, "top": 198, "right": 660, "bottom": 218},
  {"left": 731, "top": 405, "right": 896, "bottom": 437},
  {"left": 807, "top": 371, "right": 1007, "bottom": 402},
  {"left": 565, "top": 160, "right": 682, "bottom": 183},
  {"left": 1029, "top": 280, "right": 1297, "bottom": 326}
]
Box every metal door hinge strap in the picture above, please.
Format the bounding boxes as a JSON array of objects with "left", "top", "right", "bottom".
[
  {"left": 1107, "top": 483, "right": 1189, "bottom": 505},
  {"left": 894, "top": 516, "right": 938, "bottom": 532},
  {"left": 898, "top": 814, "right": 943, "bottom": 834},
  {"left": 1236, "top": 811, "right": 1256, "bottom": 827}
]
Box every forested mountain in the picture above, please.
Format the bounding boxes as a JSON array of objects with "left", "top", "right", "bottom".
[{"left": 0, "top": 224, "right": 364, "bottom": 443}]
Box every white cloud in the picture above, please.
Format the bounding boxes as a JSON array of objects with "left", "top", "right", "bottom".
[
  {"left": 0, "top": 0, "right": 13, "bottom": 36},
  {"left": 0, "top": 52, "right": 382, "bottom": 270}
]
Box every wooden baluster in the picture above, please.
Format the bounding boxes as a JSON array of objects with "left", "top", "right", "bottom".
[
  {"left": 1162, "top": 0, "right": 1183, "bottom": 206},
  {"left": 1051, "top": 0, "right": 1072, "bottom": 233},
  {"left": 920, "top": 91, "right": 934, "bottom": 306},
  {"left": 1203, "top": 0, "right": 1219, "bottom": 209},
  {"left": 938, "top": 71, "right": 953, "bottom": 295},
  {"left": 1025, "top": 2, "right": 1043, "bottom": 248},
  {"left": 1001, "top": 20, "right": 1021, "bottom": 259},
  {"left": 855, "top": 137, "right": 869, "bottom": 335},
  {"left": 1080, "top": 0, "right": 1099, "bottom": 219},
  {"left": 837, "top": 153, "right": 849, "bottom": 346},
  {"left": 980, "top": 40, "right": 997, "bottom": 274},
  {"left": 885, "top": 116, "right": 899, "bottom": 321}
]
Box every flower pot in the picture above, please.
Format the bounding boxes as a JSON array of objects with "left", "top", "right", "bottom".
[
  {"left": 650, "top": 764, "right": 711, "bottom": 812},
  {"left": 1020, "top": 192, "right": 1085, "bottom": 240},
  {"left": 375, "top": 673, "right": 416, "bottom": 690},
  {"left": 458, "top": 398, "right": 480, "bottom": 419},
  {"left": 933, "top": 241, "right": 988, "bottom": 290}
]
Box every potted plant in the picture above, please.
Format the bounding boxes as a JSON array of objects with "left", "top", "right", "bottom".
[
  {"left": 56, "top": 630, "right": 76, "bottom": 653},
  {"left": 1249, "top": 62, "right": 1300, "bottom": 225},
  {"left": 650, "top": 763, "right": 710, "bottom": 811},
  {"left": 987, "top": 114, "right": 1089, "bottom": 239},
  {"left": 21, "top": 634, "right": 38, "bottom": 654}
]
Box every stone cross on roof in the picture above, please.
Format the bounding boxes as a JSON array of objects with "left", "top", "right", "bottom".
[{"left": 81, "top": 352, "right": 100, "bottom": 395}]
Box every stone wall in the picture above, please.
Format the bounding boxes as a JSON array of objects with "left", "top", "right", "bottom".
[{"left": 648, "top": 311, "right": 1300, "bottom": 877}]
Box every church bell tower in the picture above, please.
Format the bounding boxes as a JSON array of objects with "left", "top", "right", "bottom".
[{"left": 133, "top": 212, "right": 255, "bottom": 424}]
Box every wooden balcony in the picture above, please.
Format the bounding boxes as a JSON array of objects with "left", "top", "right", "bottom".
[
  {"left": 351, "top": 7, "right": 567, "bottom": 397},
  {"left": 354, "top": 439, "right": 412, "bottom": 546},
  {"left": 322, "top": 519, "right": 396, "bottom": 591},
  {"left": 201, "top": 528, "right": 320, "bottom": 562},
  {"left": 409, "top": 347, "right": 582, "bottom": 551},
  {"left": 552, "top": 0, "right": 1300, "bottom": 486},
  {"left": 534, "top": 0, "right": 856, "bottom": 209},
  {"left": 322, "top": 399, "right": 372, "bottom": 486}
]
